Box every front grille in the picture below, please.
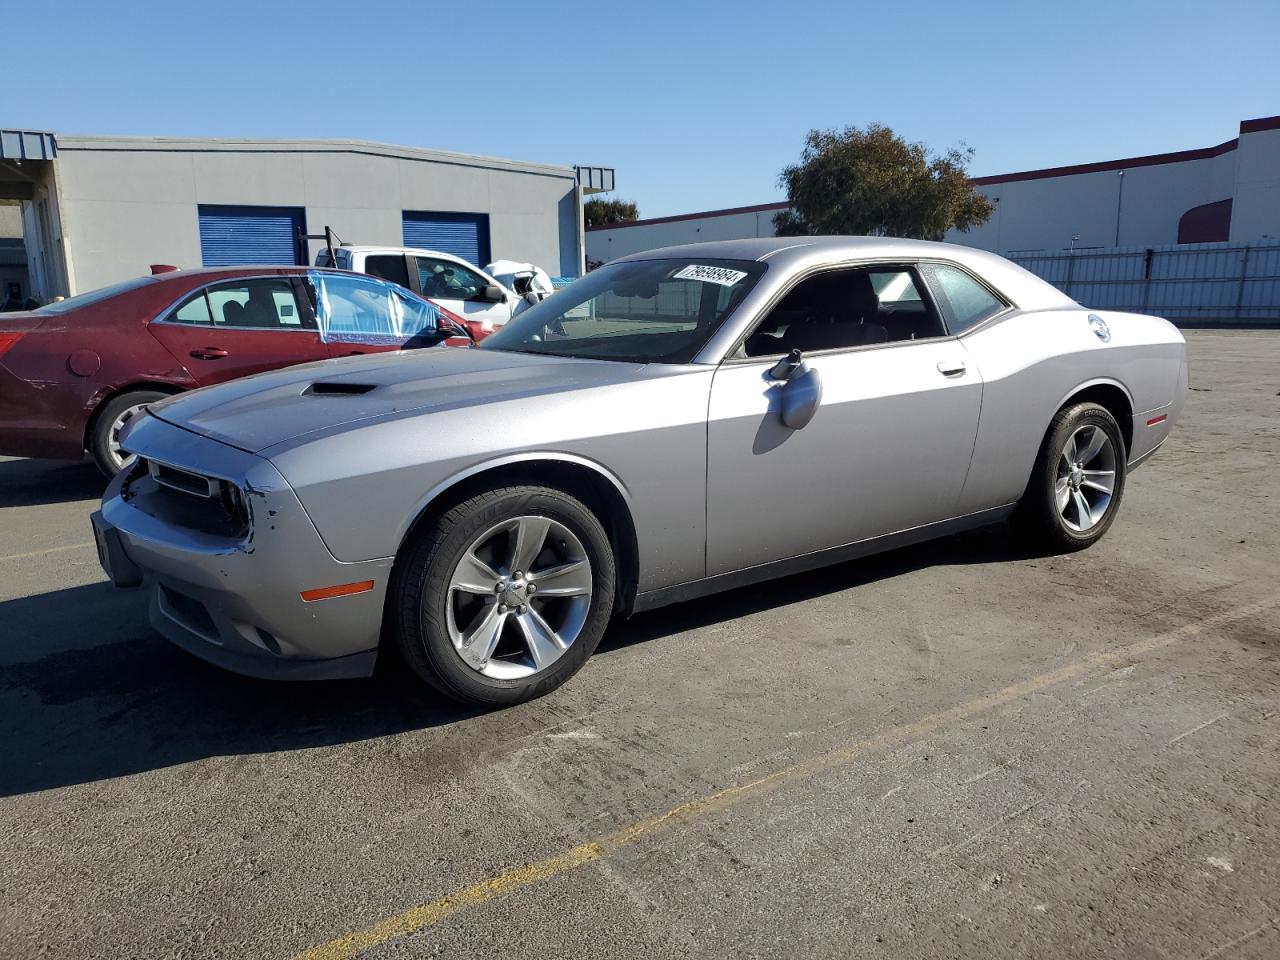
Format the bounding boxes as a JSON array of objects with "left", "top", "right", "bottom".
[
  {"left": 149, "top": 461, "right": 215, "bottom": 498},
  {"left": 125, "top": 458, "right": 251, "bottom": 539}
]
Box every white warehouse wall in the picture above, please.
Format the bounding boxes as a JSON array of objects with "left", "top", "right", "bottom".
[
  {"left": 951, "top": 143, "right": 1241, "bottom": 253},
  {"left": 1230, "top": 127, "right": 1280, "bottom": 242},
  {"left": 588, "top": 206, "right": 783, "bottom": 263},
  {"left": 587, "top": 117, "right": 1280, "bottom": 264}
]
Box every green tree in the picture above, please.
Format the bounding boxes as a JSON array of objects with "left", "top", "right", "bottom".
[
  {"left": 584, "top": 197, "right": 640, "bottom": 228},
  {"left": 774, "top": 124, "right": 993, "bottom": 241}
]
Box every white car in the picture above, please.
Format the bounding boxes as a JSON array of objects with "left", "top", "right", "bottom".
[{"left": 316, "top": 245, "right": 515, "bottom": 333}]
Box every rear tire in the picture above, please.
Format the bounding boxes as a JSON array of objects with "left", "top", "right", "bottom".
[
  {"left": 1016, "top": 402, "right": 1127, "bottom": 552},
  {"left": 393, "top": 484, "right": 616, "bottom": 707},
  {"left": 90, "top": 390, "right": 169, "bottom": 477}
]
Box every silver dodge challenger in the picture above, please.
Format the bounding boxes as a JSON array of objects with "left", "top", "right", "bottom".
[{"left": 93, "top": 237, "right": 1188, "bottom": 705}]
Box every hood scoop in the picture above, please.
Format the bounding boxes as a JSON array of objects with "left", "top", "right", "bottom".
[{"left": 305, "top": 381, "right": 377, "bottom": 397}]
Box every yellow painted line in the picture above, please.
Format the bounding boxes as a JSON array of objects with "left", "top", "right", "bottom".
[
  {"left": 0, "top": 541, "right": 95, "bottom": 563},
  {"left": 293, "top": 595, "right": 1280, "bottom": 960}
]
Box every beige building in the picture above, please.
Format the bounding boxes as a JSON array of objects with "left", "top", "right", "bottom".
[{"left": 0, "top": 128, "right": 613, "bottom": 300}]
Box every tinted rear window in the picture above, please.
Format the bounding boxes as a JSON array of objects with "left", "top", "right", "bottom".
[{"left": 35, "top": 276, "right": 157, "bottom": 315}]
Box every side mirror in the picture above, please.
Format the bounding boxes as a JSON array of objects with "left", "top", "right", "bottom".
[
  {"left": 770, "top": 350, "right": 822, "bottom": 430},
  {"left": 768, "top": 348, "right": 804, "bottom": 381},
  {"left": 482, "top": 284, "right": 506, "bottom": 303},
  {"left": 524, "top": 291, "right": 541, "bottom": 306}
]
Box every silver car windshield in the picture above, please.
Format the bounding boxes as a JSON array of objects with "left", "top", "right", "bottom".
[{"left": 478, "top": 258, "right": 767, "bottom": 363}]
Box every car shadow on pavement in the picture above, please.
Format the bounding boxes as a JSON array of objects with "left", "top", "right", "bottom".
[
  {"left": 0, "top": 579, "right": 487, "bottom": 797},
  {"left": 0, "top": 524, "right": 1038, "bottom": 798},
  {"left": 597, "top": 522, "right": 1038, "bottom": 654},
  {"left": 0, "top": 457, "right": 105, "bottom": 508}
]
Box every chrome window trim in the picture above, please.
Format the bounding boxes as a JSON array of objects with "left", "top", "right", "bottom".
[
  {"left": 709, "top": 256, "right": 1019, "bottom": 364},
  {"left": 716, "top": 257, "right": 951, "bottom": 363},
  {"left": 916, "top": 259, "right": 1016, "bottom": 337},
  {"left": 149, "top": 273, "right": 318, "bottom": 332},
  {"left": 719, "top": 329, "right": 964, "bottom": 366}
]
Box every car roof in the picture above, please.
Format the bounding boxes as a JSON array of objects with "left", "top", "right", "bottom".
[
  {"left": 150, "top": 265, "right": 334, "bottom": 282},
  {"left": 616, "top": 235, "right": 996, "bottom": 263},
  {"left": 336, "top": 245, "right": 469, "bottom": 260},
  {"left": 615, "top": 236, "right": 1076, "bottom": 311}
]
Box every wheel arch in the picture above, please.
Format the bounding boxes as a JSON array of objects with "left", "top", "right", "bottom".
[
  {"left": 1055, "top": 378, "right": 1134, "bottom": 456},
  {"left": 391, "top": 453, "right": 641, "bottom": 616},
  {"left": 82, "top": 381, "right": 185, "bottom": 452}
]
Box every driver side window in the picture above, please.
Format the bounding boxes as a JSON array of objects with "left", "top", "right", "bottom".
[
  {"left": 310, "top": 272, "right": 443, "bottom": 341},
  {"left": 743, "top": 266, "right": 944, "bottom": 357},
  {"left": 415, "top": 257, "right": 486, "bottom": 301}
]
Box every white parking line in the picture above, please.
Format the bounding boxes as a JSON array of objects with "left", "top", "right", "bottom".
[{"left": 0, "top": 541, "right": 95, "bottom": 563}]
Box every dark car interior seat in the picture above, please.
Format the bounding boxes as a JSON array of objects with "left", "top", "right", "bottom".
[
  {"left": 746, "top": 271, "right": 888, "bottom": 355},
  {"left": 240, "top": 287, "right": 280, "bottom": 328},
  {"left": 221, "top": 300, "right": 246, "bottom": 326}
]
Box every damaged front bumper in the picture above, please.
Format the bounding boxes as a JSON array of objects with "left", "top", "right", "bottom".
[{"left": 93, "top": 414, "right": 390, "bottom": 680}]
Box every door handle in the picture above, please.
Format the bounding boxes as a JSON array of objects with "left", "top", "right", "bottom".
[
  {"left": 190, "top": 348, "right": 228, "bottom": 360},
  {"left": 937, "top": 360, "right": 966, "bottom": 377}
]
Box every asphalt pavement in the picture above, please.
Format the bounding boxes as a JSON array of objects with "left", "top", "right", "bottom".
[{"left": 1, "top": 329, "right": 1278, "bottom": 959}]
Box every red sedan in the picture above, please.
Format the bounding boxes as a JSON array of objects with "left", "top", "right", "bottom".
[{"left": 0, "top": 265, "right": 468, "bottom": 475}]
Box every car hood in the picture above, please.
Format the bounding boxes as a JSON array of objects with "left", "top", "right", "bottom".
[{"left": 148, "top": 347, "right": 650, "bottom": 454}]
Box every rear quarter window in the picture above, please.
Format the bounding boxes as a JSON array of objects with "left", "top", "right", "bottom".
[{"left": 921, "top": 263, "right": 1008, "bottom": 334}]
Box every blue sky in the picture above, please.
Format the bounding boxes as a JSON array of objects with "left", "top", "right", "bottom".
[{"left": 8, "top": 0, "right": 1279, "bottom": 218}]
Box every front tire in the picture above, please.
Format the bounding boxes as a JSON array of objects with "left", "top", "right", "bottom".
[
  {"left": 393, "top": 484, "right": 616, "bottom": 706},
  {"left": 90, "top": 390, "right": 170, "bottom": 477},
  {"left": 1017, "top": 402, "right": 1127, "bottom": 552}
]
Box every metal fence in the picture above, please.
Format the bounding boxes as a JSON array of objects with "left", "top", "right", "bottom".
[{"left": 1006, "top": 241, "right": 1280, "bottom": 323}]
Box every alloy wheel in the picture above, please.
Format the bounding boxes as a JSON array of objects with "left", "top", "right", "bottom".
[
  {"left": 445, "top": 515, "right": 593, "bottom": 680},
  {"left": 106, "top": 403, "right": 149, "bottom": 472},
  {"left": 1056, "top": 424, "right": 1117, "bottom": 532}
]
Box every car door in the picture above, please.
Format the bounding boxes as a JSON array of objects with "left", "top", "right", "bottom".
[
  {"left": 411, "top": 254, "right": 511, "bottom": 333},
  {"left": 308, "top": 271, "right": 459, "bottom": 356},
  {"left": 704, "top": 264, "right": 983, "bottom": 576},
  {"left": 147, "top": 276, "right": 328, "bottom": 385}
]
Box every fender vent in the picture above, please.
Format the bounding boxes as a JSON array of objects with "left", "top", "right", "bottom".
[{"left": 306, "top": 381, "right": 377, "bottom": 396}]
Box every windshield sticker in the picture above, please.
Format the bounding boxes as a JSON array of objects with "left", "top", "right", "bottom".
[{"left": 672, "top": 264, "right": 749, "bottom": 287}]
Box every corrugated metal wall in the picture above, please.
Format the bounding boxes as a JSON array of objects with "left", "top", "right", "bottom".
[
  {"left": 197, "top": 205, "right": 305, "bottom": 266},
  {"left": 1007, "top": 241, "right": 1280, "bottom": 322},
  {"left": 402, "top": 213, "right": 490, "bottom": 268}
]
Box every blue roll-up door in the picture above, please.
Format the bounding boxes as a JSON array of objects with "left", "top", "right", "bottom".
[
  {"left": 197, "top": 205, "right": 305, "bottom": 266},
  {"left": 402, "top": 212, "right": 490, "bottom": 268}
]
